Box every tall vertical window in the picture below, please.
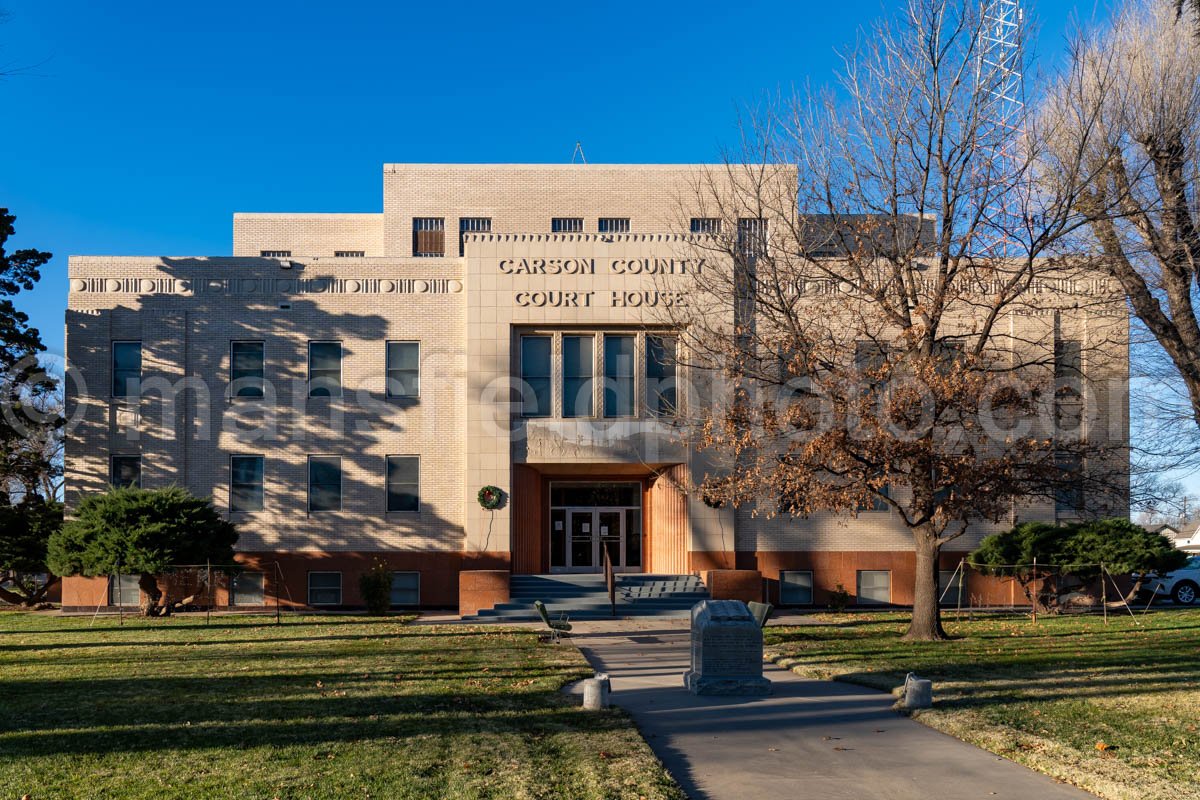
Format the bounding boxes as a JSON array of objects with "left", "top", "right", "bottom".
[
  {"left": 110, "top": 455, "right": 141, "bottom": 488},
  {"left": 646, "top": 335, "right": 677, "bottom": 415},
  {"left": 521, "top": 336, "right": 552, "bottom": 417},
  {"left": 308, "top": 342, "right": 342, "bottom": 398},
  {"left": 386, "top": 455, "right": 420, "bottom": 512},
  {"left": 551, "top": 217, "right": 584, "bottom": 233},
  {"left": 562, "top": 335, "right": 594, "bottom": 418},
  {"left": 1055, "top": 339, "right": 1083, "bottom": 397},
  {"left": 230, "top": 341, "right": 264, "bottom": 399},
  {"left": 690, "top": 217, "right": 722, "bottom": 234},
  {"left": 459, "top": 217, "right": 492, "bottom": 256},
  {"left": 230, "top": 455, "right": 264, "bottom": 512},
  {"left": 386, "top": 342, "right": 420, "bottom": 398},
  {"left": 412, "top": 217, "right": 445, "bottom": 257},
  {"left": 603, "top": 334, "right": 635, "bottom": 418},
  {"left": 112, "top": 341, "right": 141, "bottom": 398},
  {"left": 308, "top": 456, "right": 342, "bottom": 512},
  {"left": 598, "top": 217, "right": 630, "bottom": 234},
  {"left": 737, "top": 217, "right": 768, "bottom": 257},
  {"left": 1055, "top": 452, "right": 1084, "bottom": 514}
]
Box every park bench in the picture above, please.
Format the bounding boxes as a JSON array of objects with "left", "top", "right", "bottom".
[{"left": 534, "top": 600, "right": 573, "bottom": 643}]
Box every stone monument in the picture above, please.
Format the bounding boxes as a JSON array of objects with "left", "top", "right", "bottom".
[{"left": 683, "top": 599, "right": 771, "bottom": 695}]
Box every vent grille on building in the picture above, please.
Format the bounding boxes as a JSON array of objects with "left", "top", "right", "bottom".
[
  {"left": 459, "top": 217, "right": 492, "bottom": 256},
  {"left": 412, "top": 218, "right": 445, "bottom": 257},
  {"left": 598, "top": 217, "right": 630, "bottom": 234},
  {"left": 551, "top": 217, "right": 584, "bottom": 233}
]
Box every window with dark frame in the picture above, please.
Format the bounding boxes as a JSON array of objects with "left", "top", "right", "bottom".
[
  {"left": 308, "top": 341, "right": 342, "bottom": 398},
  {"left": 260, "top": 250, "right": 291, "bottom": 258},
  {"left": 551, "top": 217, "right": 584, "bottom": 233},
  {"left": 459, "top": 217, "right": 492, "bottom": 256},
  {"left": 112, "top": 341, "right": 141, "bottom": 398},
  {"left": 603, "top": 334, "right": 635, "bottom": 418},
  {"left": 390, "top": 572, "right": 420, "bottom": 606},
  {"left": 307, "top": 572, "right": 341, "bottom": 605},
  {"left": 562, "top": 335, "right": 594, "bottom": 418},
  {"left": 521, "top": 336, "right": 552, "bottom": 417},
  {"left": 857, "top": 570, "right": 891, "bottom": 605},
  {"left": 779, "top": 570, "right": 814, "bottom": 605},
  {"left": 386, "top": 342, "right": 420, "bottom": 398},
  {"left": 646, "top": 335, "right": 677, "bottom": 415},
  {"left": 598, "top": 217, "right": 630, "bottom": 234},
  {"left": 737, "top": 217, "right": 767, "bottom": 257},
  {"left": 386, "top": 455, "right": 419, "bottom": 512},
  {"left": 110, "top": 455, "right": 141, "bottom": 488},
  {"left": 307, "top": 456, "right": 342, "bottom": 512},
  {"left": 334, "top": 250, "right": 365, "bottom": 258},
  {"left": 230, "top": 455, "right": 264, "bottom": 512},
  {"left": 690, "top": 218, "right": 721, "bottom": 234},
  {"left": 230, "top": 341, "right": 264, "bottom": 399},
  {"left": 412, "top": 218, "right": 445, "bottom": 257}
]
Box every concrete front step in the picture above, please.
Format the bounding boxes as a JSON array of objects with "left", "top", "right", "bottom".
[{"left": 465, "top": 573, "right": 709, "bottom": 621}]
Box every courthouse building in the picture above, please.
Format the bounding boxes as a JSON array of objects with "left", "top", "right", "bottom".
[{"left": 60, "top": 164, "right": 1128, "bottom": 613}]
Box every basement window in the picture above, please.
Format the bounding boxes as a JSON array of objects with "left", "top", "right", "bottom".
[
  {"left": 857, "top": 570, "right": 891, "bottom": 605},
  {"left": 779, "top": 570, "right": 814, "bottom": 605},
  {"left": 390, "top": 572, "right": 420, "bottom": 607}
]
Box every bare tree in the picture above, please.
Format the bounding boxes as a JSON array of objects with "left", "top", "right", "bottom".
[
  {"left": 1043, "top": 1, "right": 1200, "bottom": 442},
  {"left": 667, "top": 0, "right": 1127, "bottom": 640}
]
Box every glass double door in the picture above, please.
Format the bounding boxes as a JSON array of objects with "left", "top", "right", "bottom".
[{"left": 565, "top": 508, "right": 632, "bottom": 572}]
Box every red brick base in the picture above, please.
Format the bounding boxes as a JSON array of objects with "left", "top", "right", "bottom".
[
  {"left": 704, "top": 569, "right": 764, "bottom": 604},
  {"left": 458, "top": 570, "right": 510, "bottom": 617}
]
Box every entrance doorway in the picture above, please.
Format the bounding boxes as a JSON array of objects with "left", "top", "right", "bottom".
[{"left": 549, "top": 482, "right": 642, "bottom": 573}]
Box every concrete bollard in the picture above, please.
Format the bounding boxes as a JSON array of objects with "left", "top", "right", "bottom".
[
  {"left": 902, "top": 673, "right": 933, "bottom": 710},
  {"left": 582, "top": 673, "right": 611, "bottom": 710}
]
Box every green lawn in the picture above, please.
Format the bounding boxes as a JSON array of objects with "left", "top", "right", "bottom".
[
  {"left": 765, "top": 609, "right": 1200, "bottom": 800},
  {"left": 0, "top": 612, "right": 682, "bottom": 800}
]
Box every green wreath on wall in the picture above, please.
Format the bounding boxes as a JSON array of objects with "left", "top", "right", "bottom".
[{"left": 477, "top": 485, "right": 505, "bottom": 510}]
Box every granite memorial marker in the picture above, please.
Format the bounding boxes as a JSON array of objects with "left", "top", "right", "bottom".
[{"left": 683, "top": 599, "right": 771, "bottom": 695}]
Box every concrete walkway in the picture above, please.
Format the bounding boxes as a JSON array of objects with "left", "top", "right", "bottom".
[{"left": 570, "top": 618, "right": 1096, "bottom": 800}]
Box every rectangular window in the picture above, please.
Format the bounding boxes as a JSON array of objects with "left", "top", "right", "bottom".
[
  {"left": 308, "top": 341, "right": 342, "bottom": 398},
  {"left": 737, "top": 217, "right": 767, "bottom": 256},
  {"left": 386, "top": 455, "right": 419, "bottom": 512},
  {"left": 603, "top": 334, "right": 635, "bottom": 418},
  {"left": 690, "top": 217, "right": 721, "bottom": 234},
  {"left": 230, "top": 455, "right": 264, "bottom": 512},
  {"left": 521, "top": 336, "right": 552, "bottom": 417},
  {"left": 598, "top": 217, "right": 630, "bottom": 234},
  {"left": 551, "top": 217, "right": 584, "bottom": 233},
  {"left": 562, "top": 335, "right": 594, "bottom": 417},
  {"left": 857, "top": 570, "right": 891, "bottom": 605},
  {"left": 307, "top": 572, "right": 341, "bottom": 606},
  {"left": 231, "top": 572, "right": 265, "bottom": 606},
  {"left": 334, "top": 250, "right": 365, "bottom": 258},
  {"left": 459, "top": 217, "right": 492, "bottom": 256},
  {"left": 779, "top": 570, "right": 814, "bottom": 605},
  {"left": 386, "top": 341, "right": 420, "bottom": 398},
  {"left": 109, "top": 574, "right": 142, "bottom": 607},
  {"left": 412, "top": 217, "right": 445, "bottom": 257},
  {"left": 308, "top": 456, "right": 342, "bottom": 512},
  {"left": 110, "top": 455, "right": 141, "bottom": 488},
  {"left": 646, "top": 335, "right": 677, "bottom": 416},
  {"left": 938, "top": 569, "right": 966, "bottom": 606},
  {"left": 230, "top": 341, "right": 264, "bottom": 399},
  {"left": 859, "top": 484, "right": 890, "bottom": 512},
  {"left": 260, "top": 250, "right": 291, "bottom": 258},
  {"left": 1055, "top": 339, "right": 1083, "bottom": 398},
  {"left": 1055, "top": 452, "right": 1084, "bottom": 513},
  {"left": 390, "top": 571, "right": 420, "bottom": 607},
  {"left": 112, "top": 341, "right": 141, "bottom": 398}
]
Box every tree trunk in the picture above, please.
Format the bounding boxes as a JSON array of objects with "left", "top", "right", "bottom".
[
  {"left": 904, "top": 529, "right": 947, "bottom": 641},
  {"left": 0, "top": 576, "right": 58, "bottom": 608},
  {"left": 137, "top": 572, "right": 170, "bottom": 617}
]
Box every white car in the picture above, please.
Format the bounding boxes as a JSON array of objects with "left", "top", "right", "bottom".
[{"left": 1140, "top": 555, "right": 1200, "bottom": 605}]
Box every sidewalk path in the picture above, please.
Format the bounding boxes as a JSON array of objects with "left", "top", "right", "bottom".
[{"left": 570, "top": 618, "right": 1096, "bottom": 800}]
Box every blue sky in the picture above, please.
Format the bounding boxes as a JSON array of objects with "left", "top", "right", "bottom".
[{"left": 0, "top": 0, "right": 1105, "bottom": 358}]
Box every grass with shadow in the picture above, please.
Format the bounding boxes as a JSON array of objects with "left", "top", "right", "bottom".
[
  {"left": 0, "top": 612, "right": 683, "bottom": 800},
  {"left": 765, "top": 609, "right": 1200, "bottom": 800}
]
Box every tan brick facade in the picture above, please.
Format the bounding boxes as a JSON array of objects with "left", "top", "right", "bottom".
[{"left": 62, "top": 164, "right": 1129, "bottom": 611}]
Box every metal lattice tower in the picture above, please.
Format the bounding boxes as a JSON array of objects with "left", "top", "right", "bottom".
[{"left": 977, "top": 0, "right": 1026, "bottom": 256}]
